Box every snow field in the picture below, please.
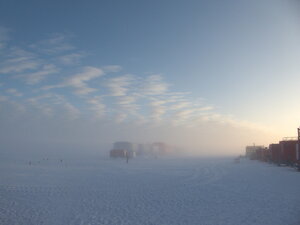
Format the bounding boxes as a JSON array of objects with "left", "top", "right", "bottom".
[{"left": 0, "top": 157, "right": 299, "bottom": 225}]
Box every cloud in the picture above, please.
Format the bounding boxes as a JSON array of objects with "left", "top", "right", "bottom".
[
  {"left": 149, "top": 98, "right": 169, "bottom": 106},
  {"left": 171, "top": 109, "right": 196, "bottom": 125},
  {"left": 69, "top": 67, "right": 103, "bottom": 82},
  {"left": 144, "top": 95, "right": 215, "bottom": 126},
  {"left": 105, "top": 75, "right": 133, "bottom": 96},
  {"left": 117, "top": 96, "right": 136, "bottom": 105},
  {"left": 0, "top": 60, "right": 38, "bottom": 74},
  {"left": 151, "top": 105, "right": 166, "bottom": 121},
  {"left": 142, "top": 75, "right": 169, "bottom": 96},
  {"left": 30, "top": 33, "right": 75, "bottom": 54},
  {"left": 58, "top": 53, "right": 85, "bottom": 65},
  {"left": 101, "top": 75, "right": 214, "bottom": 125},
  {"left": 197, "top": 106, "right": 214, "bottom": 111},
  {"left": 27, "top": 93, "right": 59, "bottom": 105},
  {"left": 26, "top": 93, "right": 81, "bottom": 120},
  {"left": 21, "top": 64, "right": 59, "bottom": 85},
  {"left": 115, "top": 96, "right": 140, "bottom": 119},
  {"left": 103, "top": 65, "right": 122, "bottom": 73},
  {"left": 104, "top": 76, "right": 142, "bottom": 121},
  {"left": 148, "top": 99, "right": 167, "bottom": 121},
  {"left": 6, "top": 88, "right": 23, "bottom": 97},
  {"left": 169, "top": 101, "right": 191, "bottom": 110},
  {"left": 87, "top": 96, "right": 106, "bottom": 118},
  {"left": 175, "top": 109, "right": 195, "bottom": 119},
  {"left": 0, "top": 29, "right": 272, "bottom": 143},
  {"left": 27, "top": 93, "right": 61, "bottom": 116},
  {"left": 106, "top": 92, "right": 141, "bottom": 123},
  {"left": 66, "top": 66, "right": 104, "bottom": 95},
  {"left": 43, "top": 66, "right": 104, "bottom": 95},
  {"left": 0, "top": 47, "right": 39, "bottom": 74}
]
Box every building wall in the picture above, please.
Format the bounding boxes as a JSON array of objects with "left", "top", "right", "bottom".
[
  {"left": 269, "top": 144, "right": 281, "bottom": 163},
  {"left": 279, "top": 140, "right": 298, "bottom": 163},
  {"left": 113, "top": 142, "right": 134, "bottom": 151}
]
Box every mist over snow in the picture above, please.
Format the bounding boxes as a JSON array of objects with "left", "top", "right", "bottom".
[{"left": 0, "top": 98, "right": 273, "bottom": 158}]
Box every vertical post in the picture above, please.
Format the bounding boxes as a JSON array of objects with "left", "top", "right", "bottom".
[
  {"left": 298, "top": 127, "right": 300, "bottom": 160},
  {"left": 296, "top": 127, "right": 300, "bottom": 171}
]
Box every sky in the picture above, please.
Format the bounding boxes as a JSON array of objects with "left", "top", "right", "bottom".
[{"left": 0, "top": 0, "right": 300, "bottom": 156}]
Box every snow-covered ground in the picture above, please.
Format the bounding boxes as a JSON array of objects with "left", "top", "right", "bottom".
[{"left": 0, "top": 156, "right": 299, "bottom": 225}]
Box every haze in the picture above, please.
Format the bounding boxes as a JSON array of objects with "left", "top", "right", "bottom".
[{"left": 1, "top": 0, "right": 300, "bottom": 157}]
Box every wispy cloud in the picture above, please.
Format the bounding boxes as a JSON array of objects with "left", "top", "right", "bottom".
[
  {"left": 169, "top": 101, "right": 191, "bottom": 110},
  {"left": 21, "top": 64, "right": 59, "bottom": 85},
  {"left": 197, "top": 106, "right": 214, "bottom": 111},
  {"left": 0, "top": 47, "right": 40, "bottom": 74},
  {"left": 103, "top": 65, "right": 122, "bottom": 73},
  {"left": 27, "top": 93, "right": 61, "bottom": 116},
  {"left": 87, "top": 96, "right": 106, "bottom": 118},
  {"left": 0, "top": 29, "right": 270, "bottom": 136},
  {"left": 172, "top": 109, "right": 196, "bottom": 125},
  {"left": 151, "top": 105, "right": 166, "bottom": 121},
  {"left": 142, "top": 75, "right": 169, "bottom": 96},
  {"left": 106, "top": 75, "right": 133, "bottom": 96},
  {"left": 26, "top": 93, "right": 80, "bottom": 119},
  {"left": 6, "top": 88, "right": 23, "bottom": 97},
  {"left": 43, "top": 66, "right": 104, "bottom": 95},
  {"left": 67, "top": 66, "right": 104, "bottom": 95},
  {"left": 27, "top": 93, "right": 62, "bottom": 105},
  {"left": 117, "top": 96, "right": 136, "bottom": 105},
  {"left": 115, "top": 95, "right": 139, "bottom": 120},
  {"left": 58, "top": 53, "right": 85, "bottom": 65},
  {"left": 30, "top": 33, "right": 75, "bottom": 54},
  {"left": 148, "top": 98, "right": 167, "bottom": 121}
]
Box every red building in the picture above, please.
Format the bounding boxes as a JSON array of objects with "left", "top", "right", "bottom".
[
  {"left": 261, "top": 148, "right": 270, "bottom": 161},
  {"left": 254, "top": 147, "right": 270, "bottom": 161},
  {"left": 279, "top": 140, "right": 298, "bottom": 165},
  {"left": 269, "top": 144, "right": 281, "bottom": 163}
]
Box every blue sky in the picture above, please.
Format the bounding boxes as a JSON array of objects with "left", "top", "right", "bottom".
[{"left": 0, "top": 0, "right": 300, "bottom": 154}]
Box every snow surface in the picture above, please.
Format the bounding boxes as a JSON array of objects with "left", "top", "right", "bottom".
[{"left": 0, "top": 156, "right": 299, "bottom": 225}]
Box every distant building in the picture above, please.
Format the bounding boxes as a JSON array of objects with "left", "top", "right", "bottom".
[
  {"left": 113, "top": 142, "right": 134, "bottom": 151},
  {"left": 269, "top": 143, "right": 281, "bottom": 163},
  {"left": 110, "top": 149, "right": 128, "bottom": 158},
  {"left": 110, "top": 141, "right": 136, "bottom": 158},
  {"left": 110, "top": 141, "right": 173, "bottom": 158},
  {"left": 245, "top": 145, "right": 264, "bottom": 158},
  {"left": 279, "top": 139, "right": 298, "bottom": 165}
]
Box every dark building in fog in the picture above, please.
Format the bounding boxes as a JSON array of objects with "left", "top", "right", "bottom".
[
  {"left": 110, "top": 141, "right": 173, "bottom": 158},
  {"left": 110, "top": 141, "right": 136, "bottom": 158}
]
